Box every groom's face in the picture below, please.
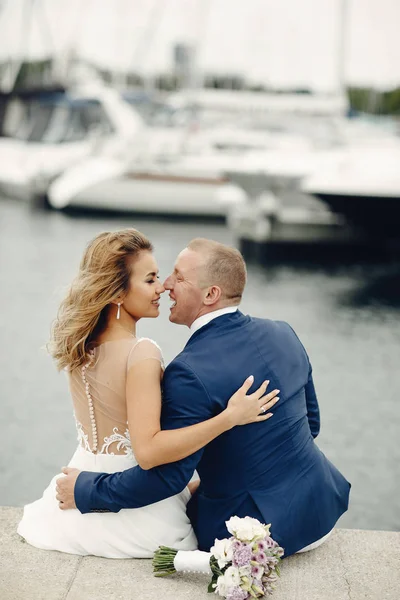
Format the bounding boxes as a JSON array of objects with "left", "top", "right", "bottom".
[{"left": 163, "top": 248, "right": 206, "bottom": 326}]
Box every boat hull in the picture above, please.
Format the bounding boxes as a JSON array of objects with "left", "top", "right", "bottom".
[
  {"left": 73, "top": 177, "right": 230, "bottom": 216},
  {"left": 314, "top": 192, "right": 400, "bottom": 236},
  {"left": 49, "top": 171, "right": 243, "bottom": 216}
]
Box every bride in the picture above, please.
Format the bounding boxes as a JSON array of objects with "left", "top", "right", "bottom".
[{"left": 17, "top": 228, "right": 278, "bottom": 558}]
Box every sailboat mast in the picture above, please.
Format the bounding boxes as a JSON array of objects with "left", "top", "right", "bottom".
[{"left": 337, "top": 0, "right": 348, "bottom": 96}]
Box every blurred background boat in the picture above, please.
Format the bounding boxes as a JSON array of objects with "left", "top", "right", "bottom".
[
  {"left": 45, "top": 85, "right": 349, "bottom": 216},
  {"left": 46, "top": 154, "right": 245, "bottom": 216},
  {"left": 0, "top": 81, "right": 143, "bottom": 202},
  {"left": 0, "top": 0, "right": 399, "bottom": 239},
  {"left": 302, "top": 144, "right": 400, "bottom": 236}
]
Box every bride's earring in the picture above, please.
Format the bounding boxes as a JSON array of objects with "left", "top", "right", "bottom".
[{"left": 116, "top": 303, "right": 121, "bottom": 320}]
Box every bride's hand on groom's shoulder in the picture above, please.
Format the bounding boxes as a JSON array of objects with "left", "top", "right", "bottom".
[{"left": 56, "top": 467, "right": 81, "bottom": 510}]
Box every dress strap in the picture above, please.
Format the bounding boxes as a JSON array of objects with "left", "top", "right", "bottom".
[{"left": 127, "top": 337, "right": 165, "bottom": 371}]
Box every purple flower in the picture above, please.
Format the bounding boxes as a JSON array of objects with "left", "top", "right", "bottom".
[
  {"left": 265, "top": 556, "right": 278, "bottom": 567},
  {"left": 233, "top": 543, "right": 252, "bottom": 567},
  {"left": 263, "top": 583, "right": 274, "bottom": 596},
  {"left": 256, "top": 551, "right": 267, "bottom": 564},
  {"left": 232, "top": 539, "right": 244, "bottom": 551},
  {"left": 226, "top": 587, "right": 249, "bottom": 600},
  {"left": 262, "top": 565, "right": 271, "bottom": 576},
  {"left": 251, "top": 564, "right": 264, "bottom": 579},
  {"left": 262, "top": 573, "right": 278, "bottom": 596},
  {"left": 264, "top": 537, "right": 276, "bottom": 549},
  {"left": 256, "top": 540, "right": 267, "bottom": 551},
  {"left": 263, "top": 571, "right": 277, "bottom": 581}
]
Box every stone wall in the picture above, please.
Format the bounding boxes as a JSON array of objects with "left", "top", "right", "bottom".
[{"left": 1, "top": 507, "right": 399, "bottom": 600}]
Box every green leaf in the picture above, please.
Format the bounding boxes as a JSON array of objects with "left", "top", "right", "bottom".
[
  {"left": 210, "top": 555, "right": 223, "bottom": 577},
  {"left": 208, "top": 575, "right": 218, "bottom": 593}
]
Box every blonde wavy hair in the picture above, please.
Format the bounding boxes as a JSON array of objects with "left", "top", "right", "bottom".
[{"left": 49, "top": 229, "right": 153, "bottom": 371}]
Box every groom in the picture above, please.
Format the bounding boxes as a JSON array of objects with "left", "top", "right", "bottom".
[{"left": 57, "top": 238, "right": 350, "bottom": 556}]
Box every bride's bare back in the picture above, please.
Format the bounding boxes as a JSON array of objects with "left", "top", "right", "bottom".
[
  {"left": 69, "top": 337, "right": 163, "bottom": 457},
  {"left": 18, "top": 334, "right": 197, "bottom": 558}
]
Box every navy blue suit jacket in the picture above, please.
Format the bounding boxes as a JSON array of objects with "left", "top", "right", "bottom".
[{"left": 75, "top": 312, "right": 350, "bottom": 556}]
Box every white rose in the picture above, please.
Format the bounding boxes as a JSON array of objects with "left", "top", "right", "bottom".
[
  {"left": 225, "top": 516, "right": 243, "bottom": 537},
  {"left": 215, "top": 567, "right": 241, "bottom": 597},
  {"left": 210, "top": 538, "right": 234, "bottom": 569},
  {"left": 215, "top": 574, "right": 232, "bottom": 597},
  {"left": 226, "top": 516, "right": 266, "bottom": 542},
  {"left": 223, "top": 566, "right": 241, "bottom": 588},
  {"left": 215, "top": 575, "right": 228, "bottom": 597}
]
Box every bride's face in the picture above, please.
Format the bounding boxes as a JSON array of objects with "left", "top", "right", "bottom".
[{"left": 122, "top": 251, "right": 165, "bottom": 320}]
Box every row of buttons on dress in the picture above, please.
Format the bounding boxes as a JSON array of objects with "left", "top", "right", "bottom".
[{"left": 81, "top": 351, "right": 97, "bottom": 452}]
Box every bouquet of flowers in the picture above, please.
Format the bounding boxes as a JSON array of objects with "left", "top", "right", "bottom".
[{"left": 153, "top": 516, "right": 284, "bottom": 598}]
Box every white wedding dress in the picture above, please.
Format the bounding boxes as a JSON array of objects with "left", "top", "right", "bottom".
[{"left": 17, "top": 337, "right": 198, "bottom": 558}]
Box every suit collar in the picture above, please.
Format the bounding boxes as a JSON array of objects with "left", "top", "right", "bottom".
[
  {"left": 184, "top": 310, "right": 247, "bottom": 348},
  {"left": 189, "top": 306, "right": 239, "bottom": 338}
]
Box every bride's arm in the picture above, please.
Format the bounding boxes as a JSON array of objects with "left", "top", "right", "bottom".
[{"left": 126, "top": 359, "right": 279, "bottom": 470}]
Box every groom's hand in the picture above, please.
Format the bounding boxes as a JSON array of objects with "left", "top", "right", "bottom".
[{"left": 56, "top": 467, "right": 80, "bottom": 510}]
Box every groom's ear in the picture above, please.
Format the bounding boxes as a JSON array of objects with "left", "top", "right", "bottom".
[{"left": 203, "top": 285, "right": 222, "bottom": 306}]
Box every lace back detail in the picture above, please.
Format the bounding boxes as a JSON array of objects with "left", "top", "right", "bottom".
[
  {"left": 74, "top": 414, "right": 91, "bottom": 452},
  {"left": 99, "top": 427, "right": 134, "bottom": 460}
]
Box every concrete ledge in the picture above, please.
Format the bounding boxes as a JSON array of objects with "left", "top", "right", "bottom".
[{"left": 1, "top": 507, "right": 399, "bottom": 600}]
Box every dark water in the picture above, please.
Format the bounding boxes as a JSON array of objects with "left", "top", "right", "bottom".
[{"left": 1, "top": 196, "right": 399, "bottom": 533}]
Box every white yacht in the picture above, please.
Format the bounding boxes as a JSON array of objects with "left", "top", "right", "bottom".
[
  {"left": 45, "top": 90, "right": 343, "bottom": 216},
  {"left": 0, "top": 83, "right": 143, "bottom": 201},
  {"left": 302, "top": 143, "right": 400, "bottom": 235},
  {"left": 46, "top": 148, "right": 247, "bottom": 217}
]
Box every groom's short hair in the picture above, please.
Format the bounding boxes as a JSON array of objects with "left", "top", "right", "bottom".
[{"left": 187, "top": 238, "right": 247, "bottom": 303}]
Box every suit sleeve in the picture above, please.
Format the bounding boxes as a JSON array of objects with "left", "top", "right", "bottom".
[
  {"left": 74, "top": 360, "right": 214, "bottom": 514},
  {"left": 280, "top": 321, "right": 320, "bottom": 439}
]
